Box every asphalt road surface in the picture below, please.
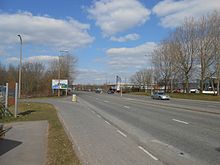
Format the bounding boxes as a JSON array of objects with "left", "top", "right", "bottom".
[{"left": 36, "top": 92, "right": 220, "bottom": 165}]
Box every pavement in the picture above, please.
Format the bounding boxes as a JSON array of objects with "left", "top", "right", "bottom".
[{"left": 0, "top": 121, "right": 48, "bottom": 165}]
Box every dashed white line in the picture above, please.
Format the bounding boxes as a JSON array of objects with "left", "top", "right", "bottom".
[
  {"left": 95, "top": 98, "right": 99, "bottom": 100},
  {"left": 97, "top": 114, "right": 102, "bottom": 118},
  {"left": 116, "top": 130, "right": 127, "bottom": 138},
  {"left": 126, "top": 98, "right": 135, "bottom": 101},
  {"left": 172, "top": 119, "right": 189, "bottom": 125},
  {"left": 208, "top": 105, "right": 216, "bottom": 108},
  {"left": 123, "top": 105, "right": 130, "bottom": 109},
  {"left": 104, "top": 100, "right": 109, "bottom": 103},
  {"left": 138, "top": 146, "right": 158, "bottom": 161},
  {"left": 104, "top": 121, "right": 111, "bottom": 125},
  {"left": 91, "top": 110, "right": 95, "bottom": 114}
]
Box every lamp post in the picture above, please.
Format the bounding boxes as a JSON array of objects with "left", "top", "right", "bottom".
[
  {"left": 17, "top": 34, "right": 22, "bottom": 98},
  {"left": 58, "top": 50, "right": 69, "bottom": 97}
]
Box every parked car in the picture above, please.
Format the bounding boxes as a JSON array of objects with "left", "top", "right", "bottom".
[
  {"left": 107, "top": 90, "right": 114, "bottom": 94},
  {"left": 151, "top": 92, "right": 170, "bottom": 100},
  {"left": 95, "top": 88, "right": 103, "bottom": 94}
]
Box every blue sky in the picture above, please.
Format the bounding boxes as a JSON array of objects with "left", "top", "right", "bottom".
[{"left": 0, "top": 0, "right": 220, "bottom": 84}]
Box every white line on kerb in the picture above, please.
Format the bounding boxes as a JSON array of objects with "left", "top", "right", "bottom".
[
  {"left": 172, "top": 119, "right": 189, "bottom": 125},
  {"left": 105, "top": 121, "right": 111, "bottom": 125},
  {"left": 123, "top": 106, "right": 130, "bottom": 109},
  {"left": 138, "top": 146, "right": 158, "bottom": 161},
  {"left": 97, "top": 115, "right": 102, "bottom": 118},
  {"left": 116, "top": 130, "right": 127, "bottom": 138}
]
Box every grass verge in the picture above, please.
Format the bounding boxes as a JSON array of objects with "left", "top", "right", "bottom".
[
  {"left": 0, "top": 102, "right": 80, "bottom": 165},
  {"left": 128, "top": 92, "right": 220, "bottom": 101}
]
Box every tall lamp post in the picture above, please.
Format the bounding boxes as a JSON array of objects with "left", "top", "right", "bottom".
[
  {"left": 17, "top": 34, "right": 22, "bottom": 98},
  {"left": 58, "top": 50, "right": 69, "bottom": 97}
]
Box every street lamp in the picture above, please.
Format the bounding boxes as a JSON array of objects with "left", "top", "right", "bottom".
[
  {"left": 58, "top": 50, "right": 69, "bottom": 97},
  {"left": 17, "top": 34, "right": 22, "bottom": 98}
]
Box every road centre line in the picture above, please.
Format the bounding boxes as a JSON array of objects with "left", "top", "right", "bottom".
[
  {"left": 97, "top": 114, "right": 102, "bottom": 118},
  {"left": 123, "top": 105, "right": 130, "bottom": 109},
  {"left": 104, "top": 121, "right": 111, "bottom": 125},
  {"left": 116, "top": 130, "right": 127, "bottom": 138},
  {"left": 126, "top": 98, "right": 135, "bottom": 101},
  {"left": 172, "top": 119, "right": 189, "bottom": 125},
  {"left": 138, "top": 146, "right": 158, "bottom": 161}
]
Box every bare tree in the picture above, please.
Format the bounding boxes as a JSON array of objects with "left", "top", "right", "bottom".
[
  {"left": 130, "top": 68, "right": 153, "bottom": 92},
  {"left": 152, "top": 40, "right": 176, "bottom": 92},
  {"left": 22, "top": 62, "right": 45, "bottom": 96},
  {"left": 196, "top": 13, "right": 219, "bottom": 93},
  {"left": 171, "top": 18, "right": 197, "bottom": 93}
]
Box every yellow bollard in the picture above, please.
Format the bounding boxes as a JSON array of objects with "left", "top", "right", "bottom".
[{"left": 72, "top": 94, "right": 77, "bottom": 102}]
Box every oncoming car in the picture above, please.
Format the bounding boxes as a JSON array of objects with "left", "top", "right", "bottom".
[{"left": 151, "top": 92, "right": 170, "bottom": 100}]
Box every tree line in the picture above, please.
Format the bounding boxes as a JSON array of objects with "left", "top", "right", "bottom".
[
  {"left": 131, "top": 11, "right": 220, "bottom": 95},
  {"left": 0, "top": 54, "right": 77, "bottom": 97}
]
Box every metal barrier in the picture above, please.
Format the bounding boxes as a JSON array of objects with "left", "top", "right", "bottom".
[{"left": 0, "top": 84, "right": 12, "bottom": 118}]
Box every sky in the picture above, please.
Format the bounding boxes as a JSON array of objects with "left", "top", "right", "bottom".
[{"left": 0, "top": 0, "right": 220, "bottom": 84}]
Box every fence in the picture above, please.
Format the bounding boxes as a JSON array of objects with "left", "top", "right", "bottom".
[{"left": 0, "top": 85, "right": 13, "bottom": 118}]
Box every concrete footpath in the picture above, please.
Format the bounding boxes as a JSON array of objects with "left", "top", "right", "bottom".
[{"left": 0, "top": 121, "right": 48, "bottom": 165}]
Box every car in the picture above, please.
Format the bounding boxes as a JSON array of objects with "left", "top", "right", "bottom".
[
  {"left": 95, "top": 88, "right": 103, "bottom": 94},
  {"left": 107, "top": 90, "right": 114, "bottom": 94},
  {"left": 151, "top": 92, "right": 170, "bottom": 100}
]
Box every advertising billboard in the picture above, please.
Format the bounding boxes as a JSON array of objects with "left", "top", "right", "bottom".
[{"left": 52, "top": 79, "right": 68, "bottom": 89}]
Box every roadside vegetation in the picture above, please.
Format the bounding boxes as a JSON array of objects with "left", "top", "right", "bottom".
[
  {"left": 129, "top": 91, "right": 220, "bottom": 101},
  {"left": 130, "top": 11, "right": 220, "bottom": 95},
  {"left": 0, "top": 102, "right": 80, "bottom": 165},
  {"left": 0, "top": 54, "right": 77, "bottom": 97}
]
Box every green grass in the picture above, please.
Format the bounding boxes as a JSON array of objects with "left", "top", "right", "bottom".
[
  {"left": 169, "top": 93, "right": 220, "bottom": 101},
  {"left": 128, "top": 92, "right": 220, "bottom": 101},
  {"left": 0, "top": 102, "right": 80, "bottom": 165}
]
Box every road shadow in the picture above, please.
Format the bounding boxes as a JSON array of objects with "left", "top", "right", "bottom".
[
  {"left": 18, "top": 110, "right": 36, "bottom": 116},
  {"left": 0, "top": 138, "right": 22, "bottom": 156},
  {"left": 215, "top": 147, "right": 220, "bottom": 152}
]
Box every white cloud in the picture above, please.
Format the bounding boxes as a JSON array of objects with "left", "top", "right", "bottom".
[
  {"left": 153, "top": 0, "right": 220, "bottom": 28},
  {"left": 0, "top": 12, "right": 94, "bottom": 49},
  {"left": 6, "top": 57, "right": 19, "bottom": 64},
  {"left": 106, "top": 42, "right": 157, "bottom": 69},
  {"left": 75, "top": 68, "right": 115, "bottom": 84},
  {"left": 5, "top": 55, "right": 58, "bottom": 64},
  {"left": 88, "top": 0, "right": 151, "bottom": 36},
  {"left": 110, "top": 33, "right": 140, "bottom": 42},
  {"left": 26, "top": 55, "right": 58, "bottom": 62}
]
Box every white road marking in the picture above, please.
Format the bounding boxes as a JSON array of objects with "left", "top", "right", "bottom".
[
  {"left": 95, "top": 98, "right": 99, "bottom": 100},
  {"left": 91, "top": 110, "right": 95, "bottom": 114},
  {"left": 172, "top": 119, "right": 189, "bottom": 125},
  {"left": 138, "top": 146, "right": 158, "bottom": 161},
  {"left": 97, "top": 115, "right": 102, "bottom": 118},
  {"left": 123, "top": 105, "right": 130, "bottom": 109},
  {"left": 105, "top": 121, "right": 111, "bottom": 125},
  {"left": 116, "top": 130, "right": 127, "bottom": 138},
  {"left": 208, "top": 105, "right": 216, "bottom": 108},
  {"left": 104, "top": 100, "right": 109, "bottom": 103},
  {"left": 126, "top": 98, "right": 135, "bottom": 101}
]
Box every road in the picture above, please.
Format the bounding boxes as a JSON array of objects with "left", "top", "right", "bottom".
[{"left": 36, "top": 92, "right": 220, "bottom": 165}]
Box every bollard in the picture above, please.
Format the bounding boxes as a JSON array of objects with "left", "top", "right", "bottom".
[{"left": 72, "top": 94, "right": 77, "bottom": 102}]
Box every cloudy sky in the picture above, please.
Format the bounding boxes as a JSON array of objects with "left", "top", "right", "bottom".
[{"left": 1, "top": 0, "right": 220, "bottom": 84}]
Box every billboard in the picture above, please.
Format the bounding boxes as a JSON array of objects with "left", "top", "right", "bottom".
[{"left": 52, "top": 79, "right": 68, "bottom": 89}]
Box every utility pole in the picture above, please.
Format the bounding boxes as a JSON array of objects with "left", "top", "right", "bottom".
[{"left": 17, "top": 34, "right": 22, "bottom": 98}]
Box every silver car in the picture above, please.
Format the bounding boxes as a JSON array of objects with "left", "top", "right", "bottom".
[{"left": 151, "top": 92, "right": 170, "bottom": 100}]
